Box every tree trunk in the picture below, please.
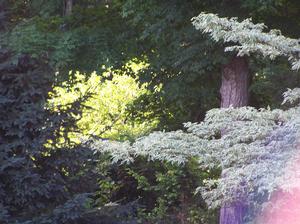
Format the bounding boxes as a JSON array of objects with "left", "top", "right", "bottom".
[
  {"left": 64, "top": 0, "right": 73, "bottom": 16},
  {"left": 220, "top": 201, "right": 248, "bottom": 224},
  {"left": 220, "top": 57, "right": 249, "bottom": 108},
  {"left": 219, "top": 56, "right": 249, "bottom": 224}
]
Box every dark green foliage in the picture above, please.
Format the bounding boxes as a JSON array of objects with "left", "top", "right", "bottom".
[
  {"left": 6, "top": 0, "right": 300, "bottom": 128},
  {"left": 0, "top": 51, "right": 141, "bottom": 223},
  {"left": 0, "top": 50, "right": 78, "bottom": 222},
  {"left": 121, "top": 0, "right": 224, "bottom": 128},
  {"left": 95, "top": 158, "right": 219, "bottom": 224},
  {"left": 249, "top": 58, "right": 300, "bottom": 108},
  {"left": 2, "top": 1, "right": 300, "bottom": 223},
  {"left": 241, "top": 0, "right": 300, "bottom": 37},
  {"left": 0, "top": 51, "right": 55, "bottom": 219},
  {"left": 122, "top": 0, "right": 300, "bottom": 128},
  {"left": 4, "top": 0, "right": 300, "bottom": 119},
  {"left": 4, "top": 0, "right": 140, "bottom": 73}
]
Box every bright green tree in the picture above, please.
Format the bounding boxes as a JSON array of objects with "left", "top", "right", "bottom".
[{"left": 48, "top": 61, "right": 159, "bottom": 142}]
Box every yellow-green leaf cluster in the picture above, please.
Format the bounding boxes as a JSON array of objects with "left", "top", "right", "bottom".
[{"left": 48, "top": 61, "right": 158, "bottom": 142}]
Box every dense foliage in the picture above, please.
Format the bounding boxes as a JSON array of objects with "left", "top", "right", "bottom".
[
  {"left": 92, "top": 13, "right": 300, "bottom": 223},
  {"left": 1, "top": 1, "right": 300, "bottom": 224},
  {"left": 48, "top": 61, "right": 158, "bottom": 142},
  {"left": 0, "top": 51, "right": 145, "bottom": 224}
]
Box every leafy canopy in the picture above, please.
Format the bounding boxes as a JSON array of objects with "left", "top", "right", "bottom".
[
  {"left": 90, "top": 13, "right": 300, "bottom": 223},
  {"left": 192, "top": 12, "right": 300, "bottom": 70},
  {"left": 48, "top": 60, "right": 159, "bottom": 142}
]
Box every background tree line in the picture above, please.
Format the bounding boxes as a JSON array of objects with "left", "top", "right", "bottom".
[{"left": 1, "top": 0, "right": 300, "bottom": 223}]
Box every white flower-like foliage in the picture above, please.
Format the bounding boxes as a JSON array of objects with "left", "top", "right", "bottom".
[
  {"left": 191, "top": 13, "right": 300, "bottom": 70},
  {"left": 91, "top": 99, "right": 300, "bottom": 210},
  {"left": 91, "top": 13, "right": 300, "bottom": 220}
]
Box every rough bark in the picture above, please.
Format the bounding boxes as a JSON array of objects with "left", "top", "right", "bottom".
[
  {"left": 220, "top": 57, "right": 249, "bottom": 108},
  {"left": 219, "top": 56, "right": 250, "bottom": 224},
  {"left": 64, "top": 0, "right": 73, "bottom": 16},
  {"left": 220, "top": 201, "right": 248, "bottom": 224}
]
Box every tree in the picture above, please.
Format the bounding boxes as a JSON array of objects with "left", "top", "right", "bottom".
[
  {"left": 220, "top": 57, "right": 249, "bottom": 108},
  {"left": 4, "top": 0, "right": 139, "bottom": 72},
  {"left": 3, "top": 1, "right": 300, "bottom": 223},
  {"left": 191, "top": 13, "right": 300, "bottom": 70},
  {"left": 5, "top": 0, "right": 300, "bottom": 126},
  {"left": 64, "top": 0, "right": 73, "bottom": 16},
  {"left": 191, "top": 13, "right": 300, "bottom": 224},
  {"left": 48, "top": 61, "right": 158, "bottom": 142},
  {"left": 0, "top": 49, "right": 144, "bottom": 224},
  {"left": 193, "top": 13, "right": 250, "bottom": 224},
  {"left": 119, "top": 0, "right": 300, "bottom": 129},
  {"left": 92, "top": 13, "right": 300, "bottom": 224}
]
